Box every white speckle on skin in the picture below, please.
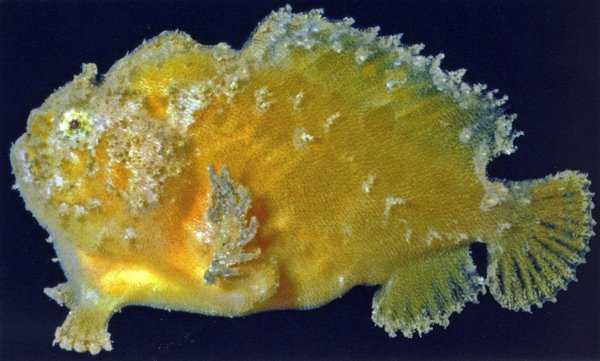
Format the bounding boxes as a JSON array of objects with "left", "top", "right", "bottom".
[
  {"left": 519, "top": 197, "right": 531, "bottom": 206},
  {"left": 499, "top": 222, "right": 512, "bottom": 231},
  {"left": 255, "top": 87, "right": 273, "bottom": 113},
  {"left": 88, "top": 198, "right": 101, "bottom": 209},
  {"left": 171, "top": 80, "right": 214, "bottom": 129},
  {"left": 331, "top": 40, "right": 343, "bottom": 53},
  {"left": 68, "top": 151, "right": 80, "bottom": 163},
  {"left": 58, "top": 202, "right": 69, "bottom": 214},
  {"left": 474, "top": 142, "right": 509, "bottom": 211},
  {"left": 74, "top": 205, "right": 86, "bottom": 217},
  {"left": 293, "top": 127, "right": 315, "bottom": 149},
  {"left": 44, "top": 183, "right": 53, "bottom": 198},
  {"left": 53, "top": 174, "right": 66, "bottom": 188},
  {"left": 322, "top": 112, "right": 340, "bottom": 133},
  {"left": 290, "top": 91, "right": 304, "bottom": 111},
  {"left": 354, "top": 47, "right": 373, "bottom": 65},
  {"left": 405, "top": 228, "right": 413, "bottom": 243},
  {"left": 17, "top": 148, "right": 34, "bottom": 184},
  {"left": 81, "top": 289, "right": 100, "bottom": 306},
  {"left": 385, "top": 78, "right": 406, "bottom": 92},
  {"left": 459, "top": 128, "right": 472, "bottom": 143},
  {"left": 425, "top": 228, "right": 443, "bottom": 246},
  {"left": 124, "top": 100, "right": 141, "bottom": 114},
  {"left": 124, "top": 227, "right": 137, "bottom": 241},
  {"left": 384, "top": 197, "right": 405, "bottom": 217},
  {"left": 341, "top": 224, "right": 352, "bottom": 236},
  {"left": 145, "top": 190, "right": 159, "bottom": 203},
  {"left": 362, "top": 174, "right": 376, "bottom": 193},
  {"left": 194, "top": 226, "right": 214, "bottom": 245},
  {"left": 300, "top": 132, "right": 314, "bottom": 142}
]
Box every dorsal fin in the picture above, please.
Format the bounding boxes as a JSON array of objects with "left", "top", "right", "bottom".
[
  {"left": 241, "top": 5, "right": 522, "bottom": 165},
  {"left": 105, "top": 31, "right": 200, "bottom": 77}
]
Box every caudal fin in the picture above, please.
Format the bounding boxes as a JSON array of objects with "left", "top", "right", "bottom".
[{"left": 485, "top": 171, "right": 595, "bottom": 311}]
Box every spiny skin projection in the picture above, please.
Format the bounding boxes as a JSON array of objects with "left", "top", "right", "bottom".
[{"left": 9, "top": 5, "right": 595, "bottom": 355}]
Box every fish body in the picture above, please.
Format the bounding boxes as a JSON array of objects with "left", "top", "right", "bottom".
[{"left": 10, "top": 7, "right": 595, "bottom": 355}]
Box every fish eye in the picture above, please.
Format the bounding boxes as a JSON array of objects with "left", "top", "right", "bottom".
[
  {"left": 69, "top": 119, "right": 81, "bottom": 130},
  {"left": 58, "top": 109, "right": 92, "bottom": 139}
]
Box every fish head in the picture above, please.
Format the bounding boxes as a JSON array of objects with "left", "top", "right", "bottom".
[
  {"left": 10, "top": 64, "right": 105, "bottom": 220},
  {"left": 10, "top": 63, "right": 188, "bottom": 246}
]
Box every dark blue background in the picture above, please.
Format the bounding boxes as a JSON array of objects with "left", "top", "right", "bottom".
[{"left": 1, "top": 1, "right": 598, "bottom": 360}]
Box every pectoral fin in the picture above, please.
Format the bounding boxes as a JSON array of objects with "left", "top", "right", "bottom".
[
  {"left": 203, "top": 164, "right": 261, "bottom": 285},
  {"left": 47, "top": 285, "right": 118, "bottom": 355}
]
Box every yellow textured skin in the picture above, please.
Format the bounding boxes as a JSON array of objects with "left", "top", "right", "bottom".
[{"left": 10, "top": 7, "right": 595, "bottom": 355}]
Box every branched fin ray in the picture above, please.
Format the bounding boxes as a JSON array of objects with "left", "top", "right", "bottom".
[
  {"left": 372, "top": 246, "right": 485, "bottom": 338},
  {"left": 203, "top": 164, "right": 260, "bottom": 284},
  {"left": 484, "top": 171, "right": 595, "bottom": 311}
]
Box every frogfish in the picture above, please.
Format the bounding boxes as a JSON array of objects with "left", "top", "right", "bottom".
[{"left": 10, "top": 6, "right": 595, "bottom": 355}]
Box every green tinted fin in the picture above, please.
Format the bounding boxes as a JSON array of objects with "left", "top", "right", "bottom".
[
  {"left": 372, "top": 246, "right": 485, "bottom": 338},
  {"left": 485, "top": 171, "right": 595, "bottom": 311}
]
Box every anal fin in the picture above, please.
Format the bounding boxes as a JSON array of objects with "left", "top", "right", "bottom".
[{"left": 372, "top": 246, "right": 485, "bottom": 338}]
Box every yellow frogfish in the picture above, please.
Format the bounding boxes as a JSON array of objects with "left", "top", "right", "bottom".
[{"left": 9, "top": 6, "right": 595, "bottom": 355}]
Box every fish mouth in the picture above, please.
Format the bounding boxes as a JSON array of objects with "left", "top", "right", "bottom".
[
  {"left": 10, "top": 134, "right": 36, "bottom": 198},
  {"left": 11, "top": 133, "right": 54, "bottom": 229},
  {"left": 10, "top": 134, "right": 27, "bottom": 182}
]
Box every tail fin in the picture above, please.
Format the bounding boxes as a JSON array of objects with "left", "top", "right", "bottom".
[{"left": 485, "top": 171, "right": 595, "bottom": 311}]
